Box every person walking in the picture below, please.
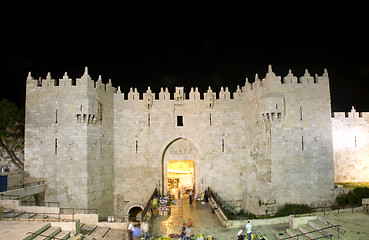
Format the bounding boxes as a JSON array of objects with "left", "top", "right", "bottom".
[
  {"left": 245, "top": 221, "right": 252, "bottom": 240},
  {"left": 131, "top": 223, "right": 142, "bottom": 240},
  {"left": 181, "top": 223, "right": 187, "bottom": 240},
  {"left": 127, "top": 221, "right": 133, "bottom": 240},
  {"left": 141, "top": 221, "right": 149, "bottom": 240},
  {"left": 189, "top": 191, "right": 193, "bottom": 204}
]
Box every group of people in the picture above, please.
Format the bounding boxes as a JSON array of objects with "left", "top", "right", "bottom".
[
  {"left": 237, "top": 221, "right": 252, "bottom": 240},
  {"left": 180, "top": 219, "right": 194, "bottom": 240},
  {"left": 127, "top": 221, "right": 149, "bottom": 240}
]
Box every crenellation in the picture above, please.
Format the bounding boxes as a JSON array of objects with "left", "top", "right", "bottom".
[
  {"left": 218, "top": 87, "right": 231, "bottom": 100},
  {"left": 332, "top": 106, "right": 369, "bottom": 182},
  {"left": 25, "top": 65, "right": 341, "bottom": 218},
  {"left": 332, "top": 106, "right": 366, "bottom": 119},
  {"left": 159, "top": 87, "right": 170, "bottom": 100}
]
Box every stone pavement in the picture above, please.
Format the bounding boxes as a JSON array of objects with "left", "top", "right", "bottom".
[
  {"left": 151, "top": 194, "right": 245, "bottom": 239},
  {"left": 322, "top": 211, "right": 369, "bottom": 239},
  {"left": 0, "top": 221, "right": 48, "bottom": 239},
  {"left": 1, "top": 199, "right": 369, "bottom": 239},
  {"left": 150, "top": 194, "right": 369, "bottom": 239}
]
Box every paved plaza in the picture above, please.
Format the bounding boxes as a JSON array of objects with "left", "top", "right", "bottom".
[
  {"left": 1, "top": 195, "right": 369, "bottom": 239},
  {"left": 151, "top": 193, "right": 369, "bottom": 239},
  {"left": 150, "top": 194, "right": 287, "bottom": 239}
]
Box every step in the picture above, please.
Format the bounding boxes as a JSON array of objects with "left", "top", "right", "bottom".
[
  {"left": 298, "top": 224, "right": 325, "bottom": 240},
  {"left": 88, "top": 226, "right": 110, "bottom": 238},
  {"left": 31, "top": 214, "right": 49, "bottom": 220},
  {"left": 2, "top": 210, "right": 24, "bottom": 218},
  {"left": 80, "top": 224, "right": 96, "bottom": 235},
  {"left": 54, "top": 230, "right": 71, "bottom": 240},
  {"left": 69, "top": 234, "right": 84, "bottom": 240},
  {"left": 22, "top": 223, "right": 51, "bottom": 240},
  {"left": 308, "top": 220, "right": 339, "bottom": 239},
  {"left": 317, "top": 216, "right": 347, "bottom": 235},
  {"left": 103, "top": 228, "right": 125, "bottom": 239},
  {"left": 286, "top": 228, "right": 310, "bottom": 240},
  {"left": 16, "top": 212, "right": 37, "bottom": 219},
  {"left": 33, "top": 226, "right": 60, "bottom": 240},
  {"left": 275, "top": 232, "right": 288, "bottom": 240}
]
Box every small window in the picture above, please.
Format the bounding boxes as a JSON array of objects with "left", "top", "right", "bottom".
[
  {"left": 135, "top": 140, "right": 138, "bottom": 153},
  {"left": 222, "top": 138, "right": 225, "bottom": 152},
  {"left": 55, "top": 109, "right": 58, "bottom": 123},
  {"left": 55, "top": 138, "right": 58, "bottom": 155},
  {"left": 148, "top": 114, "right": 151, "bottom": 127},
  {"left": 177, "top": 116, "right": 183, "bottom": 126},
  {"left": 301, "top": 136, "right": 304, "bottom": 151},
  {"left": 209, "top": 113, "right": 212, "bottom": 126}
]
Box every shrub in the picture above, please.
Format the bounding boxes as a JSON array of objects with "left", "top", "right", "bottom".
[
  {"left": 274, "top": 203, "right": 312, "bottom": 217},
  {"left": 336, "top": 195, "right": 347, "bottom": 206},
  {"left": 247, "top": 212, "right": 257, "bottom": 219},
  {"left": 353, "top": 187, "right": 369, "bottom": 202},
  {"left": 257, "top": 214, "right": 271, "bottom": 219},
  {"left": 347, "top": 194, "right": 358, "bottom": 206}
]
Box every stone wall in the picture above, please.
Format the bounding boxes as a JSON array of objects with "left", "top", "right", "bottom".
[
  {"left": 332, "top": 107, "right": 369, "bottom": 182},
  {"left": 25, "top": 69, "right": 114, "bottom": 216},
  {"left": 24, "top": 66, "right": 336, "bottom": 217}
]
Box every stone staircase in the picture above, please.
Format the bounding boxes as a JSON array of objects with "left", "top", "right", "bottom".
[
  {"left": 276, "top": 216, "right": 346, "bottom": 240},
  {"left": 22, "top": 222, "right": 125, "bottom": 240},
  {"left": 1, "top": 206, "right": 126, "bottom": 239}
]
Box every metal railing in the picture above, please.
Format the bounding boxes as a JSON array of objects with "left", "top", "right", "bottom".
[
  {"left": 312, "top": 205, "right": 362, "bottom": 215},
  {"left": 141, "top": 188, "right": 158, "bottom": 220},
  {"left": 363, "top": 203, "right": 369, "bottom": 213},
  {"left": 208, "top": 187, "right": 238, "bottom": 220},
  {"left": 0, "top": 193, "right": 20, "bottom": 200},
  {"left": 20, "top": 201, "right": 60, "bottom": 207},
  {"left": 280, "top": 224, "right": 342, "bottom": 240},
  {"left": 2, "top": 207, "right": 98, "bottom": 222},
  {"left": 3, "top": 210, "right": 62, "bottom": 222},
  {"left": 3, "top": 180, "right": 45, "bottom": 192}
]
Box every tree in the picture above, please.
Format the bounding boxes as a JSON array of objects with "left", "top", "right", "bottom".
[{"left": 0, "top": 99, "right": 24, "bottom": 171}]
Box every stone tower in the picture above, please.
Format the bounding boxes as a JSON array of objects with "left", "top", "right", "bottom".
[
  {"left": 24, "top": 66, "right": 335, "bottom": 218},
  {"left": 25, "top": 68, "right": 115, "bottom": 216}
]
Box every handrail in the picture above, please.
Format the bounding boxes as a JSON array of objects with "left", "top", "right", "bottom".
[
  {"left": 60, "top": 207, "right": 98, "bottom": 214},
  {"left": 280, "top": 224, "right": 342, "bottom": 240},
  {"left": 20, "top": 201, "right": 60, "bottom": 207},
  {"left": 3, "top": 180, "right": 46, "bottom": 192},
  {"left": 141, "top": 188, "right": 158, "bottom": 220},
  {"left": 208, "top": 187, "right": 237, "bottom": 219},
  {"left": 3, "top": 208, "right": 97, "bottom": 222},
  {"left": 0, "top": 193, "right": 20, "bottom": 200}
]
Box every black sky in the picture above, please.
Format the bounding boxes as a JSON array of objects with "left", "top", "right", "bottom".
[{"left": 2, "top": 6, "right": 369, "bottom": 112}]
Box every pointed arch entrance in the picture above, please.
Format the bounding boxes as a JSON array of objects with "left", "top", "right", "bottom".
[{"left": 161, "top": 138, "right": 200, "bottom": 195}]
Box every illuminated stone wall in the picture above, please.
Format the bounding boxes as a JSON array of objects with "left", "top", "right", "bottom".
[
  {"left": 332, "top": 107, "right": 369, "bottom": 182},
  {"left": 24, "top": 66, "right": 336, "bottom": 217}
]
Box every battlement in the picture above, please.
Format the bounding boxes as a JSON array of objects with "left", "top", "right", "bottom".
[
  {"left": 332, "top": 106, "right": 369, "bottom": 119},
  {"left": 26, "top": 65, "right": 329, "bottom": 102},
  {"left": 115, "top": 65, "right": 329, "bottom": 101},
  {"left": 26, "top": 67, "right": 116, "bottom": 93}
]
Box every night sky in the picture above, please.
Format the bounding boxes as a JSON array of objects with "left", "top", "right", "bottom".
[{"left": 2, "top": 7, "right": 369, "bottom": 112}]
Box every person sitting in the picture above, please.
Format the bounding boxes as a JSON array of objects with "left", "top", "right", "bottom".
[{"left": 237, "top": 230, "right": 245, "bottom": 240}]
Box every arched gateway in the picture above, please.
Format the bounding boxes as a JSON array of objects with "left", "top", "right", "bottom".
[
  {"left": 161, "top": 138, "right": 202, "bottom": 195},
  {"left": 25, "top": 67, "right": 336, "bottom": 217}
]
